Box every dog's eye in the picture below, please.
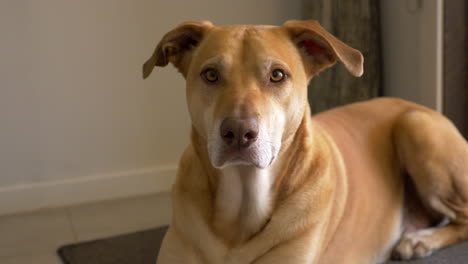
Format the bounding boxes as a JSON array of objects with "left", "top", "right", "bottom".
[
  {"left": 202, "top": 69, "right": 219, "bottom": 83},
  {"left": 270, "top": 69, "right": 285, "bottom": 83}
]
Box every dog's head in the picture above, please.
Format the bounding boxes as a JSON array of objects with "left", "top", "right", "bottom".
[{"left": 143, "top": 20, "right": 363, "bottom": 169}]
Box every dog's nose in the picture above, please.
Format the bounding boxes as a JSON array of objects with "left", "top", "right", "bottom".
[{"left": 220, "top": 117, "right": 259, "bottom": 148}]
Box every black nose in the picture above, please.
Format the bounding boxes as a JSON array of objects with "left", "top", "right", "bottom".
[{"left": 220, "top": 117, "right": 259, "bottom": 148}]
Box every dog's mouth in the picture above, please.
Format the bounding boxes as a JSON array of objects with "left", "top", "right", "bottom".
[
  {"left": 209, "top": 142, "right": 277, "bottom": 169},
  {"left": 206, "top": 116, "right": 281, "bottom": 169}
]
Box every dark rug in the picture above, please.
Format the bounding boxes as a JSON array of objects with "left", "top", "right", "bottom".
[
  {"left": 58, "top": 226, "right": 169, "bottom": 264},
  {"left": 58, "top": 226, "right": 468, "bottom": 264}
]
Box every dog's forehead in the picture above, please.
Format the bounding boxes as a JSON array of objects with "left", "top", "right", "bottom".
[
  {"left": 193, "top": 25, "right": 296, "bottom": 68},
  {"left": 209, "top": 24, "right": 278, "bottom": 43}
]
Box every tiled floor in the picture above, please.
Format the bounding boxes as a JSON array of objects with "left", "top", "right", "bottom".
[{"left": 0, "top": 192, "right": 171, "bottom": 264}]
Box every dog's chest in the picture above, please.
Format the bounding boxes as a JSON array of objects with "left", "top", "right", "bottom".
[{"left": 214, "top": 167, "right": 274, "bottom": 244}]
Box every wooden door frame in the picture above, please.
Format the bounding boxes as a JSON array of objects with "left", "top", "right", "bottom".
[{"left": 443, "top": 0, "right": 468, "bottom": 138}]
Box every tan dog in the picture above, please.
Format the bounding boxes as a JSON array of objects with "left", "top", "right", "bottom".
[{"left": 143, "top": 20, "right": 468, "bottom": 264}]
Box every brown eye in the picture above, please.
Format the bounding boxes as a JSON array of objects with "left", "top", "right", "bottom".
[
  {"left": 203, "top": 69, "right": 218, "bottom": 83},
  {"left": 270, "top": 69, "right": 285, "bottom": 82}
]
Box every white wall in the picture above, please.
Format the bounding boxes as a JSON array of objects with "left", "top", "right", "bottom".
[
  {"left": 380, "top": 0, "right": 444, "bottom": 111},
  {"left": 0, "top": 0, "right": 302, "bottom": 215}
]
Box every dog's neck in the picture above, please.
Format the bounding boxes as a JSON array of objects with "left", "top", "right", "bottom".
[
  {"left": 213, "top": 165, "right": 275, "bottom": 245},
  {"left": 191, "top": 109, "right": 317, "bottom": 245}
]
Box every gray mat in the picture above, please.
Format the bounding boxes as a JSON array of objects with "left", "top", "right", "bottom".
[
  {"left": 58, "top": 226, "right": 168, "bottom": 264},
  {"left": 58, "top": 226, "right": 468, "bottom": 264}
]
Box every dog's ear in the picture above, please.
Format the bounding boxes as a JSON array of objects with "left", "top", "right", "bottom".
[
  {"left": 283, "top": 20, "right": 363, "bottom": 77},
  {"left": 142, "top": 21, "right": 213, "bottom": 79}
]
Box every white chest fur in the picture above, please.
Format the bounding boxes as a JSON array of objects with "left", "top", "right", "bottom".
[{"left": 214, "top": 166, "right": 274, "bottom": 243}]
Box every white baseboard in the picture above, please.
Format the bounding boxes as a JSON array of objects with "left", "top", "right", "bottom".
[{"left": 0, "top": 165, "right": 177, "bottom": 216}]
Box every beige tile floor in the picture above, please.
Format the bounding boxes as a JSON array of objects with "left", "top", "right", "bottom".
[{"left": 0, "top": 192, "right": 172, "bottom": 264}]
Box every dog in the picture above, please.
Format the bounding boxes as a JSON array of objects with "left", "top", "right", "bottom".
[{"left": 143, "top": 20, "right": 468, "bottom": 264}]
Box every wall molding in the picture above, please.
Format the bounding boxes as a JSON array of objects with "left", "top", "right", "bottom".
[{"left": 0, "top": 165, "right": 177, "bottom": 216}]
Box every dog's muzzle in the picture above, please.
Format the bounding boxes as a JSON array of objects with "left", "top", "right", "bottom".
[
  {"left": 220, "top": 117, "right": 259, "bottom": 149},
  {"left": 209, "top": 116, "right": 276, "bottom": 169}
]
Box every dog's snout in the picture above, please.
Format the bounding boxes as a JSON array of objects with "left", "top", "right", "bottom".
[{"left": 220, "top": 117, "right": 259, "bottom": 148}]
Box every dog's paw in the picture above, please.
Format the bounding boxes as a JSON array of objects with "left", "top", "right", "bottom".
[{"left": 391, "top": 231, "right": 435, "bottom": 260}]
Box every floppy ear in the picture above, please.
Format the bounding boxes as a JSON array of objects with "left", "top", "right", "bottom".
[
  {"left": 283, "top": 20, "right": 364, "bottom": 77},
  {"left": 142, "top": 21, "right": 213, "bottom": 79}
]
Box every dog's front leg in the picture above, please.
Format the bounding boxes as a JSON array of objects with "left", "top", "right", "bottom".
[
  {"left": 225, "top": 182, "right": 334, "bottom": 264},
  {"left": 225, "top": 214, "right": 326, "bottom": 264},
  {"left": 252, "top": 229, "right": 322, "bottom": 264},
  {"left": 169, "top": 188, "right": 228, "bottom": 264},
  {"left": 157, "top": 226, "right": 200, "bottom": 264}
]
